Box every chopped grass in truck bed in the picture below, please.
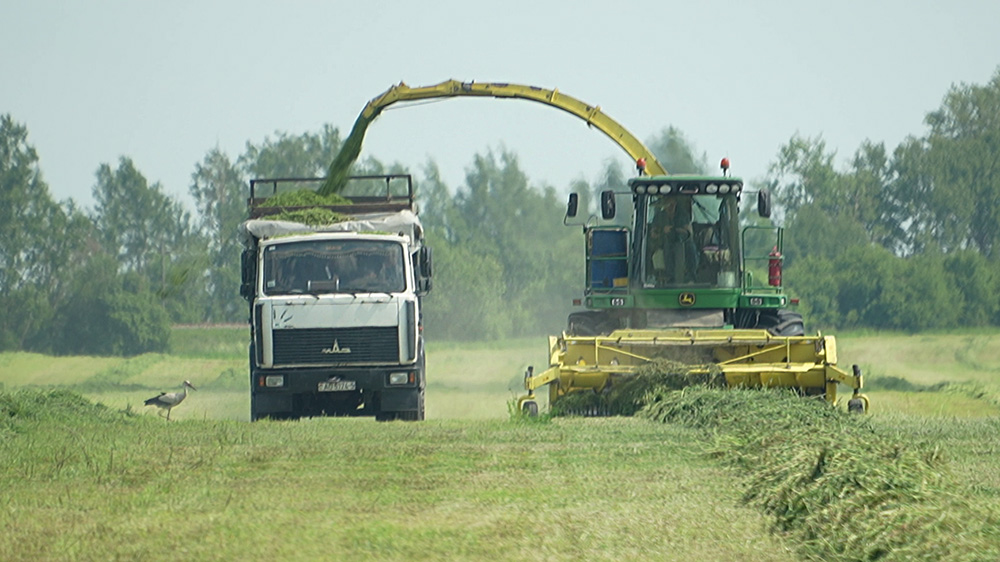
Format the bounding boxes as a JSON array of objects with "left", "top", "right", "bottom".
[
  {"left": 260, "top": 190, "right": 352, "bottom": 224},
  {"left": 268, "top": 208, "right": 346, "bottom": 226},
  {"left": 264, "top": 190, "right": 351, "bottom": 207}
]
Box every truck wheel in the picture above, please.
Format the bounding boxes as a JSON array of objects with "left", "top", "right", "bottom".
[
  {"left": 397, "top": 390, "right": 426, "bottom": 421},
  {"left": 253, "top": 412, "right": 296, "bottom": 421}
]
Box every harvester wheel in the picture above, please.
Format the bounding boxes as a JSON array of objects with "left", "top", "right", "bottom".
[
  {"left": 758, "top": 309, "right": 805, "bottom": 337},
  {"left": 522, "top": 400, "right": 539, "bottom": 417},
  {"left": 567, "top": 311, "right": 618, "bottom": 336},
  {"left": 848, "top": 393, "right": 870, "bottom": 414}
]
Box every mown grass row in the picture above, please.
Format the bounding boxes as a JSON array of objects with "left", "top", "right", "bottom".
[
  {"left": 546, "top": 361, "right": 1000, "bottom": 561},
  {"left": 637, "top": 386, "right": 1000, "bottom": 561},
  {"left": 0, "top": 388, "right": 129, "bottom": 436}
]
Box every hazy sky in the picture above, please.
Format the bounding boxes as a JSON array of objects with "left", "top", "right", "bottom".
[{"left": 3, "top": 1, "right": 999, "bottom": 209}]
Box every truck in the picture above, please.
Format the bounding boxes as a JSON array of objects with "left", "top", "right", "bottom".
[{"left": 239, "top": 174, "right": 432, "bottom": 421}]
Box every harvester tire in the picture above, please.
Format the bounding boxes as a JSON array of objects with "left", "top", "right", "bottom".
[
  {"left": 760, "top": 309, "right": 805, "bottom": 337},
  {"left": 848, "top": 394, "right": 869, "bottom": 414},
  {"left": 522, "top": 400, "right": 539, "bottom": 417}
]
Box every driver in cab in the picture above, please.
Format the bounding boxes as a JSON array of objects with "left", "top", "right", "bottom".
[{"left": 651, "top": 196, "right": 698, "bottom": 284}]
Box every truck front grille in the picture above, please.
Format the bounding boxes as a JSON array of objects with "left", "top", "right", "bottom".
[{"left": 272, "top": 327, "right": 399, "bottom": 365}]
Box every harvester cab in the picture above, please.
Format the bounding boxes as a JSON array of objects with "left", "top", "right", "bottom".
[{"left": 572, "top": 163, "right": 795, "bottom": 336}]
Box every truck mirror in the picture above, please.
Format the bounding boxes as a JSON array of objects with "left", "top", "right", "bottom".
[
  {"left": 419, "top": 246, "right": 433, "bottom": 278},
  {"left": 600, "top": 190, "right": 616, "bottom": 220},
  {"left": 240, "top": 249, "right": 256, "bottom": 300},
  {"left": 566, "top": 193, "right": 579, "bottom": 218},
  {"left": 417, "top": 277, "right": 433, "bottom": 295},
  {"left": 757, "top": 189, "right": 772, "bottom": 219}
]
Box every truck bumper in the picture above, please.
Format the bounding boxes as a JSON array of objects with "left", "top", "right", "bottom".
[{"left": 250, "top": 366, "right": 423, "bottom": 420}]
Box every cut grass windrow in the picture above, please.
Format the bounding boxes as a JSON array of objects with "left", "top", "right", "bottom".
[{"left": 640, "top": 386, "right": 1000, "bottom": 561}]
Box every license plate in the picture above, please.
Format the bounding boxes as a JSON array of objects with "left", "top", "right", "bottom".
[{"left": 318, "top": 380, "right": 356, "bottom": 392}]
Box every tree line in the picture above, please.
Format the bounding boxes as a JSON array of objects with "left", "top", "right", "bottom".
[
  {"left": 0, "top": 68, "right": 998, "bottom": 355},
  {"left": 0, "top": 122, "right": 351, "bottom": 354},
  {"left": 774, "top": 69, "right": 1000, "bottom": 331}
]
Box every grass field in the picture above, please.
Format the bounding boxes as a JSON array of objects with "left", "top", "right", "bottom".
[
  {"left": 0, "top": 396, "right": 799, "bottom": 561},
  {"left": 843, "top": 330, "right": 1000, "bottom": 385},
  {"left": 2, "top": 327, "right": 1000, "bottom": 560}
]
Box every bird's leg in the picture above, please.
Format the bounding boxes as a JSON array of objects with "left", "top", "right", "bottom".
[{"left": 167, "top": 408, "right": 172, "bottom": 421}]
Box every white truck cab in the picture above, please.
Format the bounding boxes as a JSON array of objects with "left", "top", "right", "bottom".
[{"left": 240, "top": 175, "right": 431, "bottom": 421}]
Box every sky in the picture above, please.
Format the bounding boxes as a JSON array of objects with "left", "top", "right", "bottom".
[{"left": 3, "top": 0, "right": 999, "bottom": 210}]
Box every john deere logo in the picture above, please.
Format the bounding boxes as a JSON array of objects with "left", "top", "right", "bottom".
[
  {"left": 321, "top": 340, "right": 351, "bottom": 354},
  {"left": 678, "top": 292, "right": 696, "bottom": 307}
]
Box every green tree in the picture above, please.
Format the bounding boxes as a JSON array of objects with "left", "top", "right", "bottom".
[
  {"left": 766, "top": 135, "right": 842, "bottom": 222},
  {"left": 645, "top": 127, "right": 708, "bottom": 174},
  {"left": 240, "top": 124, "right": 342, "bottom": 178},
  {"left": 420, "top": 233, "right": 510, "bottom": 340},
  {"left": 458, "top": 149, "right": 581, "bottom": 333},
  {"left": 191, "top": 148, "right": 246, "bottom": 322},
  {"left": 880, "top": 252, "right": 960, "bottom": 331},
  {"left": 418, "top": 149, "right": 582, "bottom": 338},
  {"left": 783, "top": 255, "right": 839, "bottom": 328},
  {"left": 782, "top": 204, "right": 869, "bottom": 267},
  {"left": 890, "top": 69, "right": 1000, "bottom": 257},
  {"left": 942, "top": 250, "right": 1000, "bottom": 325},
  {"left": 0, "top": 115, "right": 96, "bottom": 350},
  {"left": 0, "top": 115, "right": 64, "bottom": 290},
  {"left": 52, "top": 254, "right": 170, "bottom": 356},
  {"left": 766, "top": 135, "right": 902, "bottom": 263},
  {"left": 92, "top": 157, "right": 195, "bottom": 274},
  {"left": 848, "top": 141, "right": 902, "bottom": 249},
  {"left": 91, "top": 157, "right": 205, "bottom": 323}
]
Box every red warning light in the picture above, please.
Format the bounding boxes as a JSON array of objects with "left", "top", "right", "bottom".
[
  {"left": 720, "top": 157, "right": 730, "bottom": 171},
  {"left": 636, "top": 158, "right": 647, "bottom": 175}
]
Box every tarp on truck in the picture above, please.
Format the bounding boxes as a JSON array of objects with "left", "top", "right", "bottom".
[{"left": 239, "top": 210, "right": 423, "bottom": 250}]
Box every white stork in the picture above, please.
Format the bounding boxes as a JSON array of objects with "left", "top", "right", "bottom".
[{"left": 144, "top": 380, "right": 196, "bottom": 420}]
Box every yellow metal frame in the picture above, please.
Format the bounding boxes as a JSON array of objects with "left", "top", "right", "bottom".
[
  {"left": 353, "top": 80, "right": 665, "bottom": 175},
  {"left": 518, "top": 329, "right": 867, "bottom": 412}
]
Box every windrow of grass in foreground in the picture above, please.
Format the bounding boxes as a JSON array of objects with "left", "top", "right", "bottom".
[{"left": 638, "top": 386, "right": 1000, "bottom": 562}]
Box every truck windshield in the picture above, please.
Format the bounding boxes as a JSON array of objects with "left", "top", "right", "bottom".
[
  {"left": 642, "top": 194, "right": 740, "bottom": 288},
  {"left": 263, "top": 239, "right": 406, "bottom": 295}
]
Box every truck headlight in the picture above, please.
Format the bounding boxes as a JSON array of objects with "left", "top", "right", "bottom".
[
  {"left": 264, "top": 375, "right": 284, "bottom": 387},
  {"left": 388, "top": 372, "right": 409, "bottom": 385}
]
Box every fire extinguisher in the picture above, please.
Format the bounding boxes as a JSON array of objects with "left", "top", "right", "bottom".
[{"left": 768, "top": 247, "right": 782, "bottom": 287}]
